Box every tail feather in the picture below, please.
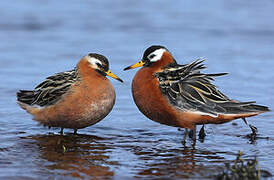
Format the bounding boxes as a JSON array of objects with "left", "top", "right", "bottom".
[
  {"left": 222, "top": 102, "right": 270, "bottom": 115},
  {"left": 17, "top": 90, "right": 35, "bottom": 105},
  {"left": 17, "top": 101, "right": 29, "bottom": 111},
  {"left": 243, "top": 104, "right": 270, "bottom": 113},
  {"left": 17, "top": 101, "right": 39, "bottom": 114}
]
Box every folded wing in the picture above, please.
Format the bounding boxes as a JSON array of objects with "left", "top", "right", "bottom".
[
  {"left": 155, "top": 60, "right": 269, "bottom": 116},
  {"left": 17, "top": 69, "right": 79, "bottom": 107}
]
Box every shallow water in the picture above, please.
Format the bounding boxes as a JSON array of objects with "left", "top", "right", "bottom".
[{"left": 1, "top": 0, "right": 274, "bottom": 179}]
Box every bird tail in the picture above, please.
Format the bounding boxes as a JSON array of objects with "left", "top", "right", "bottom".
[
  {"left": 17, "top": 101, "right": 40, "bottom": 115},
  {"left": 194, "top": 102, "right": 269, "bottom": 125},
  {"left": 224, "top": 103, "right": 269, "bottom": 123},
  {"left": 242, "top": 104, "right": 270, "bottom": 113},
  {"left": 220, "top": 100, "right": 270, "bottom": 115},
  {"left": 16, "top": 90, "right": 35, "bottom": 105},
  {"left": 17, "top": 90, "right": 40, "bottom": 114}
]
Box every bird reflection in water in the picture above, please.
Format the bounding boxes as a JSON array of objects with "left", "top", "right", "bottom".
[
  {"left": 133, "top": 146, "right": 225, "bottom": 178},
  {"left": 21, "top": 133, "right": 117, "bottom": 179}
]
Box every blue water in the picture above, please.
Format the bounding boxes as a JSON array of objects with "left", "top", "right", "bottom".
[{"left": 0, "top": 0, "right": 274, "bottom": 179}]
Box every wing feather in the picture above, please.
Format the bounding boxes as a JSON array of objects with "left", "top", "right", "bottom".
[
  {"left": 155, "top": 59, "right": 268, "bottom": 115},
  {"left": 17, "top": 69, "right": 79, "bottom": 107}
]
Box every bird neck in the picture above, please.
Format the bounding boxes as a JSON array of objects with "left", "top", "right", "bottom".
[
  {"left": 150, "top": 51, "right": 174, "bottom": 71},
  {"left": 77, "top": 58, "right": 104, "bottom": 80}
]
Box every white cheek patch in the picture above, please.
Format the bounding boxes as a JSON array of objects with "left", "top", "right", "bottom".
[
  {"left": 149, "top": 48, "right": 166, "bottom": 62},
  {"left": 87, "top": 57, "right": 102, "bottom": 69}
]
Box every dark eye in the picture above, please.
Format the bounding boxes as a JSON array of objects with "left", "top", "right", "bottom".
[
  {"left": 149, "top": 54, "right": 156, "bottom": 59},
  {"left": 96, "top": 63, "right": 103, "bottom": 68}
]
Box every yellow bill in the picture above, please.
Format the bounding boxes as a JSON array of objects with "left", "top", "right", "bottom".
[
  {"left": 123, "top": 60, "right": 144, "bottom": 71},
  {"left": 105, "top": 70, "right": 123, "bottom": 82}
]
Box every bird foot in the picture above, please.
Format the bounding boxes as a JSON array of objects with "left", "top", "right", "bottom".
[
  {"left": 242, "top": 117, "right": 258, "bottom": 135},
  {"left": 249, "top": 124, "right": 258, "bottom": 135},
  {"left": 198, "top": 125, "right": 206, "bottom": 140}
]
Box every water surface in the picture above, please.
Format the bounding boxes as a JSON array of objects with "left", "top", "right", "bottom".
[{"left": 0, "top": 0, "right": 274, "bottom": 179}]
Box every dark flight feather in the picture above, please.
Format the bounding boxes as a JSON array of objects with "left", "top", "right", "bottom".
[
  {"left": 155, "top": 59, "right": 269, "bottom": 115},
  {"left": 17, "top": 69, "right": 79, "bottom": 107}
]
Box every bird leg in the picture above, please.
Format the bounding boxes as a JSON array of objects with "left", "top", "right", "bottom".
[
  {"left": 182, "top": 128, "right": 188, "bottom": 145},
  {"left": 198, "top": 125, "right": 206, "bottom": 140},
  {"left": 189, "top": 126, "right": 196, "bottom": 141},
  {"left": 249, "top": 125, "right": 257, "bottom": 135},
  {"left": 59, "top": 127, "right": 64, "bottom": 135},
  {"left": 242, "top": 117, "right": 248, "bottom": 125},
  {"left": 74, "top": 129, "right": 78, "bottom": 135},
  {"left": 191, "top": 126, "right": 197, "bottom": 147},
  {"left": 242, "top": 118, "right": 257, "bottom": 135}
]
